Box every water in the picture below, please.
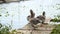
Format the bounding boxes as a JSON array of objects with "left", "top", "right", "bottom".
[{"left": 0, "top": 0, "right": 60, "bottom": 29}]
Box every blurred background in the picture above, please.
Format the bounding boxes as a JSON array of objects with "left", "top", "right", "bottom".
[{"left": 0, "top": 0, "right": 60, "bottom": 29}]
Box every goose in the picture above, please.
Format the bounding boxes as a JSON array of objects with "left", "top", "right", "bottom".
[
  {"left": 27, "top": 10, "right": 35, "bottom": 21},
  {"left": 27, "top": 10, "right": 41, "bottom": 25},
  {"left": 37, "top": 11, "right": 46, "bottom": 24},
  {"left": 27, "top": 10, "right": 41, "bottom": 28}
]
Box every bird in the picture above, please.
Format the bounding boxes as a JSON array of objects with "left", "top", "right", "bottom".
[
  {"left": 36, "top": 11, "right": 46, "bottom": 24},
  {"left": 27, "top": 10, "right": 41, "bottom": 29},
  {"left": 27, "top": 9, "right": 35, "bottom": 21}
]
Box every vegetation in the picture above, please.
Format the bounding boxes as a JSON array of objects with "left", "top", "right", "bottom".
[
  {"left": 0, "top": 23, "right": 11, "bottom": 34},
  {"left": 0, "top": 7, "right": 17, "bottom": 34},
  {"left": 50, "top": 24, "right": 60, "bottom": 34},
  {"left": 50, "top": 15, "right": 60, "bottom": 22},
  {"left": 0, "top": 23, "right": 17, "bottom": 34}
]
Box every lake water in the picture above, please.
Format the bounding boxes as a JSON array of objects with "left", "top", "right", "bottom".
[{"left": 0, "top": 0, "right": 60, "bottom": 29}]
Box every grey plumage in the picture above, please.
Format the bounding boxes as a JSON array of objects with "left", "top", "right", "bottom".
[
  {"left": 37, "top": 11, "right": 46, "bottom": 24},
  {"left": 27, "top": 10, "right": 46, "bottom": 29}
]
